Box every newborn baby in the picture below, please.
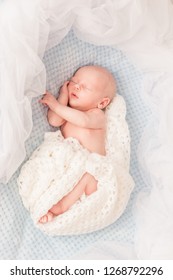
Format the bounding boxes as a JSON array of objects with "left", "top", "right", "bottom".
[{"left": 39, "top": 65, "right": 116, "bottom": 223}]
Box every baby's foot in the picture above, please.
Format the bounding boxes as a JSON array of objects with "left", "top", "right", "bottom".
[{"left": 39, "top": 211, "right": 54, "bottom": 223}]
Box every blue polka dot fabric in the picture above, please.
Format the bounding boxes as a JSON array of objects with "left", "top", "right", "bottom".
[{"left": 0, "top": 29, "right": 151, "bottom": 259}]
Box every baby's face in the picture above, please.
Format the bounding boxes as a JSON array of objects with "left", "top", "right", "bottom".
[{"left": 68, "top": 66, "right": 107, "bottom": 110}]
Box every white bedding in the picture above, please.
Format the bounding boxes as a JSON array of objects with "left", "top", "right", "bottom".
[
  {"left": 0, "top": 0, "right": 173, "bottom": 259},
  {"left": 0, "top": 27, "right": 144, "bottom": 259}
]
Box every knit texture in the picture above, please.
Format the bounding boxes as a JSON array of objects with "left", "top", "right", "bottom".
[{"left": 17, "top": 95, "right": 134, "bottom": 235}]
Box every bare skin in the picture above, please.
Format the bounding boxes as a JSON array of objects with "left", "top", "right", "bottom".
[{"left": 39, "top": 66, "right": 116, "bottom": 223}]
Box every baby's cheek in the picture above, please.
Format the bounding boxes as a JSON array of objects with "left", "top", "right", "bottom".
[{"left": 67, "top": 84, "right": 71, "bottom": 93}]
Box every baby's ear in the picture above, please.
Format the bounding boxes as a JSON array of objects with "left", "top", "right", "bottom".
[{"left": 97, "top": 97, "right": 110, "bottom": 109}]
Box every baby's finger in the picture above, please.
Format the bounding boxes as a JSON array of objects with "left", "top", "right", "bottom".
[
  {"left": 39, "top": 94, "right": 46, "bottom": 102},
  {"left": 64, "top": 80, "right": 69, "bottom": 86},
  {"left": 39, "top": 99, "right": 46, "bottom": 105},
  {"left": 62, "top": 80, "right": 69, "bottom": 87},
  {"left": 60, "top": 81, "right": 69, "bottom": 93},
  {"left": 45, "top": 90, "right": 52, "bottom": 95}
]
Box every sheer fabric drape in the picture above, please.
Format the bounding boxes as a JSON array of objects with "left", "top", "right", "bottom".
[{"left": 1, "top": 0, "right": 173, "bottom": 259}]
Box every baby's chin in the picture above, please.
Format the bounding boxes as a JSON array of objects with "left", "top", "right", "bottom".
[
  {"left": 69, "top": 101, "right": 86, "bottom": 111},
  {"left": 69, "top": 99, "right": 81, "bottom": 109}
]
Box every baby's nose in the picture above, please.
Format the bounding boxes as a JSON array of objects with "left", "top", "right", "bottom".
[{"left": 74, "top": 83, "right": 80, "bottom": 91}]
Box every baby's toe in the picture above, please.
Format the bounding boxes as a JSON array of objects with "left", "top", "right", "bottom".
[
  {"left": 39, "top": 215, "right": 48, "bottom": 224},
  {"left": 39, "top": 211, "right": 54, "bottom": 224},
  {"left": 47, "top": 211, "right": 54, "bottom": 222}
]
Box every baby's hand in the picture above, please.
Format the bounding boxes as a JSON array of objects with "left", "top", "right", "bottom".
[
  {"left": 39, "top": 91, "right": 58, "bottom": 111},
  {"left": 59, "top": 81, "right": 69, "bottom": 96}
]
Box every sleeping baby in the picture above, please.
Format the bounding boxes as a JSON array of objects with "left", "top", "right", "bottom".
[
  {"left": 17, "top": 64, "right": 134, "bottom": 235},
  {"left": 39, "top": 65, "right": 116, "bottom": 223}
]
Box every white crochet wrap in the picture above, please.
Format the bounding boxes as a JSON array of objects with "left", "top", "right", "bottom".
[{"left": 17, "top": 95, "right": 134, "bottom": 235}]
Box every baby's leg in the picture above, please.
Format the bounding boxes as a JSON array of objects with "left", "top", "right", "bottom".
[
  {"left": 84, "top": 173, "right": 97, "bottom": 195},
  {"left": 39, "top": 172, "right": 97, "bottom": 223}
]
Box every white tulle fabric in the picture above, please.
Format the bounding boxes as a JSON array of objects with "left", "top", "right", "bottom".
[
  {"left": 134, "top": 73, "right": 173, "bottom": 259},
  {"left": 1, "top": 0, "right": 173, "bottom": 257},
  {"left": 17, "top": 95, "right": 134, "bottom": 235}
]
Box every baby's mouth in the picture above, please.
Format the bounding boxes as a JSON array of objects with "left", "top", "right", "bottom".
[{"left": 71, "top": 92, "right": 79, "bottom": 99}]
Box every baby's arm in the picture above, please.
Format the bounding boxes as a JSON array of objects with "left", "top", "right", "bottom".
[
  {"left": 41, "top": 93, "right": 106, "bottom": 129},
  {"left": 45, "top": 81, "right": 69, "bottom": 127}
]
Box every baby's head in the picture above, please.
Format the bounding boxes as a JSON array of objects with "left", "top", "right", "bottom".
[{"left": 68, "top": 65, "right": 116, "bottom": 111}]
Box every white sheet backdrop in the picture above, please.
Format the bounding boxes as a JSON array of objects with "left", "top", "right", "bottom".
[{"left": 0, "top": 0, "right": 173, "bottom": 259}]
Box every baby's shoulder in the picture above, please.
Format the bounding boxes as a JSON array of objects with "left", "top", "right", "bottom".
[
  {"left": 88, "top": 108, "right": 105, "bottom": 117},
  {"left": 89, "top": 108, "right": 105, "bottom": 114}
]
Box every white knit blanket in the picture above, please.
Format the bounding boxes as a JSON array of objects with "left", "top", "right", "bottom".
[{"left": 17, "top": 95, "right": 134, "bottom": 235}]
